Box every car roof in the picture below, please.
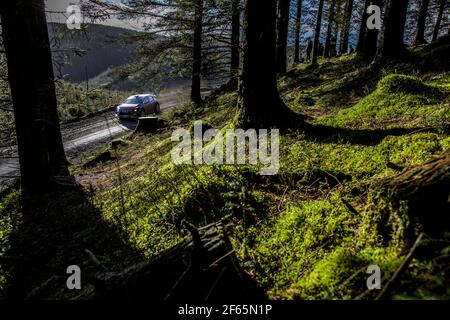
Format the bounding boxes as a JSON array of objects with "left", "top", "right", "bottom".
[{"left": 126, "top": 94, "right": 156, "bottom": 99}]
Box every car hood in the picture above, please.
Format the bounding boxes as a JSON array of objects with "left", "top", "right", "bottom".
[{"left": 118, "top": 104, "right": 139, "bottom": 109}]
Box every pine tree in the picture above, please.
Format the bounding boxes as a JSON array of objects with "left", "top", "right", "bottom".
[{"left": 0, "top": 0, "right": 68, "bottom": 192}]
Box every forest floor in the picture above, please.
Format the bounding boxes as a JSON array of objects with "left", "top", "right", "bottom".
[{"left": 0, "top": 36, "right": 449, "bottom": 300}]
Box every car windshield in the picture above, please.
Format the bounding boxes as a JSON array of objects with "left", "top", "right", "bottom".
[{"left": 123, "top": 97, "right": 142, "bottom": 104}]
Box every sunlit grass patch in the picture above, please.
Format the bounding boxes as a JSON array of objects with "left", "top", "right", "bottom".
[{"left": 316, "top": 74, "right": 450, "bottom": 130}]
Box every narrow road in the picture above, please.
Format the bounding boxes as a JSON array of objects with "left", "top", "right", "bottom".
[{"left": 0, "top": 85, "right": 208, "bottom": 189}]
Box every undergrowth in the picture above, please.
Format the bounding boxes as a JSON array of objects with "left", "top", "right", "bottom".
[{"left": 1, "top": 43, "right": 449, "bottom": 299}]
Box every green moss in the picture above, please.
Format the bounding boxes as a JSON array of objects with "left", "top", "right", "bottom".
[
  {"left": 249, "top": 196, "right": 405, "bottom": 299},
  {"left": 440, "top": 136, "right": 450, "bottom": 150},
  {"left": 250, "top": 199, "right": 354, "bottom": 290},
  {"left": 249, "top": 129, "right": 448, "bottom": 299},
  {"left": 291, "top": 247, "right": 400, "bottom": 299},
  {"left": 316, "top": 74, "right": 450, "bottom": 129},
  {"left": 97, "top": 160, "right": 247, "bottom": 255},
  {"left": 63, "top": 50, "right": 450, "bottom": 300},
  {"left": 377, "top": 74, "right": 433, "bottom": 94},
  {"left": 2, "top": 44, "right": 449, "bottom": 299},
  {"left": 377, "top": 133, "right": 443, "bottom": 167},
  {"left": 281, "top": 132, "right": 446, "bottom": 182},
  {"left": 359, "top": 188, "right": 412, "bottom": 250},
  {"left": 81, "top": 63, "right": 449, "bottom": 300},
  {"left": 0, "top": 188, "right": 20, "bottom": 243}
]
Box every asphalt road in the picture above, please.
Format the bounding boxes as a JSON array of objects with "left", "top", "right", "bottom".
[{"left": 0, "top": 85, "right": 201, "bottom": 188}]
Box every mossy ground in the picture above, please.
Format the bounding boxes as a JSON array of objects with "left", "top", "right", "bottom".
[
  {"left": 1, "top": 44, "right": 449, "bottom": 299},
  {"left": 316, "top": 73, "right": 450, "bottom": 130}
]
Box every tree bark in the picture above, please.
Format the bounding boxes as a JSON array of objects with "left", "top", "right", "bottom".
[
  {"left": 230, "top": 0, "right": 241, "bottom": 88},
  {"left": 276, "top": 0, "right": 291, "bottom": 73},
  {"left": 356, "top": 0, "right": 370, "bottom": 53},
  {"left": 332, "top": 20, "right": 339, "bottom": 57},
  {"left": 0, "top": 0, "right": 68, "bottom": 192},
  {"left": 340, "top": 0, "right": 355, "bottom": 54},
  {"left": 294, "top": 0, "right": 303, "bottom": 63},
  {"left": 377, "top": 0, "right": 410, "bottom": 60},
  {"left": 362, "top": 0, "right": 382, "bottom": 61},
  {"left": 324, "top": 0, "right": 337, "bottom": 58},
  {"left": 312, "top": 0, "right": 325, "bottom": 65},
  {"left": 191, "top": 0, "right": 204, "bottom": 104},
  {"left": 432, "top": 0, "right": 447, "bottom": 41},
  {"left": 414, "top": 0, "right": 430, "bottom": 46},
  {"left": 383, "top": 150, "right": 450, "bottom": 237},
  {"left": 239, "top": 0, "right": 297, "bottom": 128}
]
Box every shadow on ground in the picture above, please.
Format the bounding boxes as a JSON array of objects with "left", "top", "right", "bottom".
[
  {"left": 1, "top": 178, "right": 143, "bottom": 299},
  {"left": 302, "top": 123, "right": 431, "bottom": 146}
]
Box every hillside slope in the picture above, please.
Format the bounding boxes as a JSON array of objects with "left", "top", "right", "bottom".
[
  {"left": 1, "top": 39, "right": 449, "bottom": 300},
  {"left": 49, "top": 23, "right": 138, "bottom": 83}
]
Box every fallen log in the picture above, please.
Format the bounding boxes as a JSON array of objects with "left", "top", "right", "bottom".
[{"left": 79, "top": 222, "right": 265, "bottom": 301}]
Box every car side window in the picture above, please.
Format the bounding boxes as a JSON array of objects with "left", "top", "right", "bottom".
[{"left": 143, "top": 97, "right": 150, "bottom": 104}]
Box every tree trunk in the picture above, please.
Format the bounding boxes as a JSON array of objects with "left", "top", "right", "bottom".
[
  {"left": 312, "top": 0, "right": 325, "bottom": 65},
  {"left": 383, "top": 150, "right": 450, "bottom": 237},
  {"left": 276, "top": 0, "right": 291, "bottom": 73},
  {"left": 239, "top": 0, "right": 296, "bottom": 128},
  {"left": 324, "top": 0, "right": 337, "bottom": 58},
  {"left": 340, "top": 0, "right": 355, "bottom": 54},
  {"left": 331, "top": 20, "right": 339, "bottom": 57},
  {"left": 356, "top": 0, "right": 370, "bottom": 53},
  {"left": 230, "top": 0, "right": 241, "bottom": 88},
  {"left": 0, "top": 0, "right": 68, "bottom": 192},
  {"left": 414, "top": 0, "right": 430, "bottom": 46},
  {"left": 191, "top": 0, "right": 204, "bottom": 104},
  {"left": 294, "top": 0, "right": 303, "bottom": 63},
  {"left": 377, "top": 0, "right": 410, "bottom": 60},
  {"left": 432, "top": 0, "right": 447, "bottom": 41},
  {"left": 362, "top": 0, "right": 382, "bottom": 61}
]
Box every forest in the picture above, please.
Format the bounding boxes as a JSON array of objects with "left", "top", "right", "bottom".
[{"left": 0, "top": 0, "right": 449, "bottom": 307}]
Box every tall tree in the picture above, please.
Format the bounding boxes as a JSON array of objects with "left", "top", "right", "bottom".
[
  {"left": 0, "top": 0, "right": 68, "bottom": 192},
  {"left": 356, "top": 0, "right": 370, "bottom": 53},
  {"left": 362, "top": 0, "right": 383, "bottom": 61},
  {"left": 340, "top": 0, "right": 355, "bottom": 54},
  {"left": 414, "top": 0, "right": 430, "bottom": 45},
  {"left": 230, "top": 0, "right": 241, "bottom": 88},
  {"left": 324, "top": 0, "right": 337, "bottom": 58},
  {"left": 377, "top": 0, "right": 410, "bottom": 60},
  {"left": 191, "top": 0, "right": 204, "bottom": 104},
  {"left": 312, "top": 0, "right": 326, "bottom": 65},
  {"left": 276, "top": 0, "right": 292, "bottom": 73},
  {"left": 340, "top": 0, "right": 354, "bottom": 53},
  {"left": 432, "top": 0, "right": 447, "bottom": 41},
  {"left": 83, "top": 1, "right": 235, "bottom": 98},
  {"left": 294, "top": 0, "right": 303, "bottom": 63},
  {"left": 239, "top": 0, "right": 295, "bottom": 127}
]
